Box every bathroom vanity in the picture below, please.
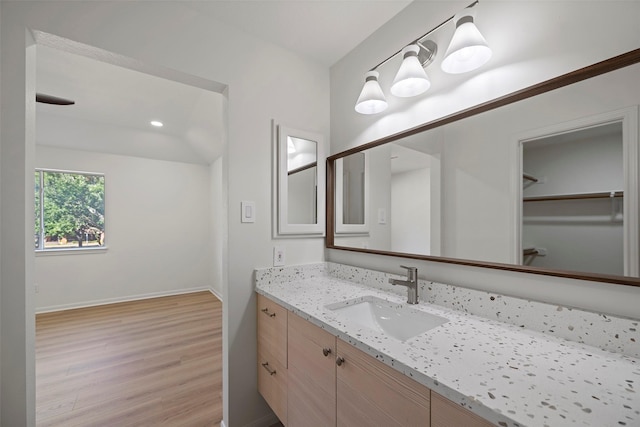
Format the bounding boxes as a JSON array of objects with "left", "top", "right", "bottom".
[
  {"left": 258, "top": 292, "right": 491, "bottom": 426},
  {"left": 255, "top": 263, "right": 639, "bottom": 427}
]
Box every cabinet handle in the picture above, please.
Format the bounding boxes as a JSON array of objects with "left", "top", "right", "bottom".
[
  {"left": 322, "top": 347, "right": 332, "bottom": 357},
  {"left": 261, "top": 308, "right": 276, "bottom": 318},
  {"left": 261, "top": 362, "right": 277, "bottom": 376},
  {"left": 336, "top": 356, "right": 345, "bottom": 366}
]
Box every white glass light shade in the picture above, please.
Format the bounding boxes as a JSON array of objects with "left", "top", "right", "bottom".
[
  {"left": 390, "top": 45, "right": 431, "bottom": 98},
  {"left": 441, "top": 16, "right": 492, "bottom": 74},
  {"left": 355, "top": 71, "right": 388, "bottom": 115}
]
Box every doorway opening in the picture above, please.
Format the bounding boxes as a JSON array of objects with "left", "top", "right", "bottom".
[
  {"left": 515, "top": 107, "right": 638, "bottom": 277},
  {"left": 33, "top": 32, "right": 227, "bottom": 425}
]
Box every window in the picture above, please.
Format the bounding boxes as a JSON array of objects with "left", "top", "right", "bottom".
[{"left": 35, "top": 169, "right": 105, "bottom": 251}]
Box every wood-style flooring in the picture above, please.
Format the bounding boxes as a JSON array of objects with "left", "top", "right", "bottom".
[{"left": 35, "top": 291, "right": 222, "bottom": 426}]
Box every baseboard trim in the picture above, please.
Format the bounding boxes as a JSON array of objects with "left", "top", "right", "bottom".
[
  {"left": 36, "top": 287, "right": 213, "bottom": 314},
  {"left": 209, "top": 287, "right": 223, "bottom": 302}
]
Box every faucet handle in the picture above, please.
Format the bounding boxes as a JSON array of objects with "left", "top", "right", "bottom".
[{"left": 399, "top": 265, "right": 417, "bottom": 280}]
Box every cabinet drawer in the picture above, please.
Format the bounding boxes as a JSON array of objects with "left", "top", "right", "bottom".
[
  {"left": 431, "top": 392, "right": 494, "bottom": 427},
  {"left": 336, "top": 339, "right": 431, "bottom": 427},
  {"left": 257, "top": 293, "right": 288, "bottom": 366},
  {"left": 288, "top": 313, "right": 336, "bottom": 427},
  {"left": 258, "top": 349, "right": 287, "bottom": 425}
]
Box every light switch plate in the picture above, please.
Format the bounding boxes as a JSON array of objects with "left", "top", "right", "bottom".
[
  {"left": 378, "top": 208, "right": 386, "bottom": 224},
  {"left": 241, "top": 201, "right": 256, "bottom": 223},
  {"left": 273, "top": 246, "right": 285, "bottom": 267}
]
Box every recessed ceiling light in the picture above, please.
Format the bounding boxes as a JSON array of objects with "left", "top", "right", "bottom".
[{"left": 150, "top": 120, "right": 163, "bottom": 127}]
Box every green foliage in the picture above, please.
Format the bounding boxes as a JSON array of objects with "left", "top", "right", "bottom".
[
  {"left": 35, "top": 171, "right": 41, "bottom": 236},
  {"left": 38, "top": 171, "right": 105, "bottom": 247}
]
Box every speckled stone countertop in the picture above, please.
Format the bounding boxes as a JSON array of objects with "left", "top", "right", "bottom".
[{"left": 255, "top": 269, "right": 639, "bottom": 427}]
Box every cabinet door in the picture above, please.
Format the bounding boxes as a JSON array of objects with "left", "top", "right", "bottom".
[
  {"left": 287, "top": 312, "right": 337, "bottom": 427},
  {"left": 336, "top": 339, "right": 431, "bottom": 427},
  {"left": 431, "top": 392, "right": 494, "bottom": 427},
  {"left": 258, "top": 349, "right": 288, "bottom": 424},
  {"left": 257, "top": 293, "right": 288, "bottom": 366},
  {"left": 257, "top": 294, "right": 288, "bottom": 424}
]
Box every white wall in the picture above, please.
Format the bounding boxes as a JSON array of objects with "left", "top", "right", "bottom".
[
  {"left": 34, "top": 146, "right": 213, "bottom": 311},
  {"left": 0, "top": 2, "right": 328, "bottom": 426},
  {"left": 331, "top": 1, "right": 640, "bottom": 151},
  {"left": 391, "top": 168, "right": 430, "bottom": 254},
  {"left": 0, "top": 3, "right": 3, "bottom": 421},
  {"left": 288, "top": 168, "right": 316, "bottom": 224},
  {"left": 210, "top": 156, "right": 225, "bottom": 300},
  {"left": 329, "top": 1, "right": 640, "bottom": 319},
  {"left": 1, "top": 25, "right": 36, "bottom": 426}
]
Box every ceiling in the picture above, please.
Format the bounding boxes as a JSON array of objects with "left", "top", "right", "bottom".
[
  {"left": 36, "top": 1, "right": 413, "bottom": 164},
  {"left": 183, "top": 1, "right": 412, "bottom": 67},
  {"left": 36, "top": 44, "right": 226, "bottom": 165}
]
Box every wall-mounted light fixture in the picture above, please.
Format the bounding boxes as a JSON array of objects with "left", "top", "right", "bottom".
[
  {"left": 390, "top": 44, "right": 432, "bottom": 98},
  {"left": 354, "top": 70, "right": 388, "bottom": 114},
  {"left": 355, "top": 1, "right": 491, "bottom": 115}
]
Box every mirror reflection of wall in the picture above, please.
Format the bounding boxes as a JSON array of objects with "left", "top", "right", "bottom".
[
  {"left": 342, "top": 152, "right": 365, "bottom": 225},
  {"left": 287, "top": 136, "right": 317, "bottom": 225},
  {"left": 522, "top": 122, "right": 624, "bottom": 276},
  {"left": 390, "top": 144, "right": 434, "bottom": 254},
  {"left": 334, "top": 141, "right": 442, "bottom": 253}
]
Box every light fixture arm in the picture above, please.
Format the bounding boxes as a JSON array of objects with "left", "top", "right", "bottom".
[{"left": 368, "top": 0, "right": 479, "bottom": 72}]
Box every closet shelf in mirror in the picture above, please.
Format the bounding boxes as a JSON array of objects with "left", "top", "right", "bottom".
[
  {"left": 523, "top": 191, "right": 623, "bottom": 202},
  {"left": 287, "top": 161, "right": 317, "bottom": 176},
  {"left": 523, "top": 247, "right": 544, "bottom": 256}
]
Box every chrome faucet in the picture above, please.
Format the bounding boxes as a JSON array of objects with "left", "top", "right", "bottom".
[{"left": 389, "top": 265, "right": 419, "bottom": 304}]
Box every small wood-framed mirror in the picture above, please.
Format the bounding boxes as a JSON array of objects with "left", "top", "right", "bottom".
[{"left": 273, "top": 123, "right": 325, "bottom": 237}]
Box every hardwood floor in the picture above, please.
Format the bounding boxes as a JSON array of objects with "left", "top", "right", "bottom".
[{"left": 35, "top": 291, "right": 222, "bottom": 426}]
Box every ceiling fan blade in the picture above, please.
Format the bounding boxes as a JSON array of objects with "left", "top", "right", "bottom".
[{"left": 36, "top": 93, "right": 75, "bottom": 105}]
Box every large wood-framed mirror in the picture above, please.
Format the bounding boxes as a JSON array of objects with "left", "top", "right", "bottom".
[{"left": 327, "top": 48, "right": 640, "bottom": 287}]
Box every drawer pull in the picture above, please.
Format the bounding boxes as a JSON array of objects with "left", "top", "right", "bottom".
[
  {"left": 336, "top": 356, "right": 345, "bottom": 366},
  {"left": 261, "top": 362, "right": 277, "bottom": 376},
  {"left": 322, "top": 347, "right": 332, "bottom": 357},
  {"left": 261, "top": 308, "right": 276, "bottom": 318}
]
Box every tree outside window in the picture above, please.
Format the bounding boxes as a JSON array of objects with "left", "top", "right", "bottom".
[{"left": 35, "top": 170, "right": 105, "bottom": 250}]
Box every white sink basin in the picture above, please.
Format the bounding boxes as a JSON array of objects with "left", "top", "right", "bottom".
[{"left": 326, "top": 296, "right": 448, "bottom": 342}]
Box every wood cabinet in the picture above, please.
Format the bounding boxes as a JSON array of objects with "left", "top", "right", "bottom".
[
  {"left": 287, "top": 312, "right": 336, "bottom": 427},
  {"left": 257, "top": 294, "right": 288, "bottom": 424},
  {"left": 287, "top": 313, "right": 430, "bottom": 427},
  {"left": 257, "top": 293, "right": 495, "bottom": 427},
  {"left": 336, "top": 338, "right": 431, "bottom": 427},
  {"left": 431, "top": 392, "right": 494, "bottom": 427}
]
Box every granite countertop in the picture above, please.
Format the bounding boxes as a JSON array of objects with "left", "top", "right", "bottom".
[{"left": 256, "top": 275, "right": 639, "bottom": 427}]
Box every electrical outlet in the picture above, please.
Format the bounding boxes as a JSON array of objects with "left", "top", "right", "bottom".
[
  {"left": 273, "top": 246, "right": 285, "bottom": 267},
  {"left": 35, "top": 283, "right": 40, "bottom": 294}
]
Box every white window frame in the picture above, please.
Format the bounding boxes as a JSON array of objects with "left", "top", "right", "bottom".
[{"left": 35, "top": 168, "right": 107, "bottom": 254}]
